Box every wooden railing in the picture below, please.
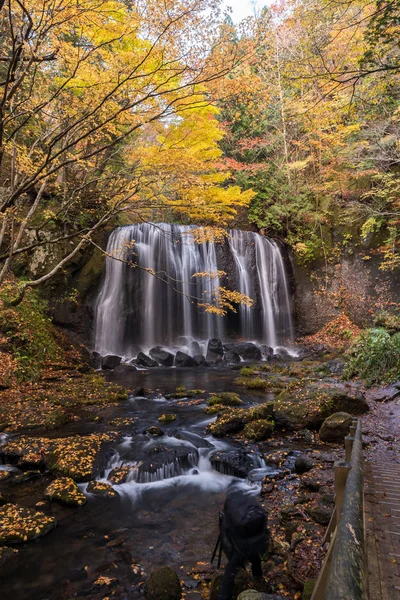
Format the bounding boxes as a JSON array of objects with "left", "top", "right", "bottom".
[{"left": 311, "top": 418, "right": 368, "bottom": 600}]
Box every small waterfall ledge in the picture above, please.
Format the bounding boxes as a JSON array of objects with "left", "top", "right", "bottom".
[{"left": 95, "top": 223, "right": 294, "bottom": 358}]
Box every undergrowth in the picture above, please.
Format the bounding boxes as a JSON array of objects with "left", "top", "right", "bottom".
[{"left": 345, "top": 328, "right": 400, "bottom": 386}]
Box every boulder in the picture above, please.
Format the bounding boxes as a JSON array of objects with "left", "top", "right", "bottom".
[
  {"left": 274, "top": 347, "right": 290, "bottom": 359},
  {"left": 210, "top": 450, "right": 255, "bottom": 478},
  {"left": 206, "top": 338, "right": 224, "bottom": 365},
  {"left": 193, "top": 354, "right": 208, "bottom": 366},
  {"left": 112, "top": 363, "right": 137, "bottom": 375},
  {"left": 243, "top": 420, "right": 274, "bottom": 441},
  {"left": 44, "top": 477, "right": 87, "bottom": 506},
  {"left": 137, "top": 352, "right": 158, "bottom": 368},
  {"left": 224, "top": 350, "right": 241, "bottom": 365},
  {"left": 144, "top": 566, "right": 182, "bottom": 600},
  {"left": 294, "top": 455, "right": 315, "bottom": 474},
  {"left": 175, "top": 351, "right": 196, "bottom": 367},
  {"left": 225, "top": 342, "right": 262, "bottom": 361},
  {"left": 145, "top": 426, "right": 164, "bottom": 436},
  {"left": 90, "top": 352, "right": 102, "bottom": 370},
  {"left": 274, "top": 383, "right": 368, "bottom": 430},
  {"left": 0, "top": 504, "right": 56, "bottom": 543},
  {"left": 149, "top": 346, "right": 174, "bottom": 367},
  {"left": 102, "top": 355, "right": 122, "bottom": 370},
  {"left": 324, "top": 360, "right": 345, "bottom": 375},
  {"left": 86, "top": 481, "right": 117, "bottom": 498},
  {"left": 259, "top": 345, "right": 273, "bottom": 358},
  {"left": 190, "top": 341, "right": 202, "bottom": 355},
  {"left": 319, "top": 412, "right": 353, "bottom": 442}
]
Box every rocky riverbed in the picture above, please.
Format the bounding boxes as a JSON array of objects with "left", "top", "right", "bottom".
[{"left": 0, "top": 352, "right": 398, "bottom": 600}]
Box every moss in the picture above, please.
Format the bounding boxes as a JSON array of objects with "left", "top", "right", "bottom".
[
  {"left": 243, "top": 419, "right": 274, "bottom": 441},
  {"left": 207, "top": 392, "right": 243, "bottom": 407},
  {"left": 239, "top": 366, "right": 258, "bottom": 376},
  {"left": 203, "top": 404, "right": 227, "bottom": 415},
  {"left": 144, "top": 566, "right": 182, "bottom": 600},
  {"left": 207, "top": 402, "right": 275, "bottom": 438},
  {"left": 87, "top": 481, "right": 118, "bottom": 498},
  {"left": 302, "top": 579, "right": 316, "bottom": 600},
  {"left": 158, "top": 413, "right": 176, "bottom": 424}
]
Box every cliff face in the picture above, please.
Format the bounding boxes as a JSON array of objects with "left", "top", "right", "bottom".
[{"left": 292, "top": 247, "right": 399, "bottom": 336}]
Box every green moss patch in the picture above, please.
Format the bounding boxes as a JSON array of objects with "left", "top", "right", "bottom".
[
  {"left": 158, "top": 413, "right": 176, "bottom": 424},
  {"left": 207, "top": 392, "right": 243, "bottom": 407},
  {"left": 243, "top": 419, "right": 274, "bottom": 441},
  {"left": 207, "top": 402, "right": 275, "bottom": 438}
]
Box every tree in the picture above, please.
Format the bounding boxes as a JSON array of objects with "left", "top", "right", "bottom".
[{"left": 0, "top": 0, "right": 248, "bottom": 301}]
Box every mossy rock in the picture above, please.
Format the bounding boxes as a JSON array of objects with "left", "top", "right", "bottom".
[
  {"left": 207, "top": 392, "right": 243, "bottom": 407},
  {"left": 243, "top": 419, "right": 274, "bottom": 441},
  {"left": 144, "top": 566, "right": 182, "bottom": 600},
  {"left": 0, "top": 400, "right": 70, "bottom": 433},
  {"left": 107, "top": 466, "right": 132, "bottom": 485},
  {"left": 0, "top": 504, "right": 56, "bottom": 543},
  {"left": 158, "top": 413, "right": 176, "bottom": 424},
  {"left": 87, "top": 481, "right": 118, "bottom": 498},
  {"left": 208, "top": 403, "right": 275, "bottom": 438},
  {"left": 46, "top": 432, "right": 118, "bottom": 481},
  {"left": 274, "top": 383, "right": 368, "bottom": 430},
  {"left": 204, "top": 404, "right": 227, "bottom": 415},
  {"left": 45, "top": 477, "right": 87, "bottom": 506},
  {"left": 210, "top": 569, "right": 251, "bottom": 600},
  {"left": 319, "top": 412, "right": 353, "bottom": 442}
]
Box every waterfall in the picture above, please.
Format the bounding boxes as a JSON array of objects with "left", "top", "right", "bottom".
[{"left": 95, "top": 223, "right": 293, "bottom": 357}]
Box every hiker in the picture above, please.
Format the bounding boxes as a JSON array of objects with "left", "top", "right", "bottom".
[{"left": 212, "top": 486, "right": 269, "bottom": 600}]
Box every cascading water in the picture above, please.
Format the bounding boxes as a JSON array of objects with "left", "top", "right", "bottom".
[{"left": 95, "top": 223, "right": 293, "bottom": 357}]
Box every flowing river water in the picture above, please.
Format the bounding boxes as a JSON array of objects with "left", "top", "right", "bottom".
[{"left": 0, "top": 367, "right": 295, "bottom": 600}]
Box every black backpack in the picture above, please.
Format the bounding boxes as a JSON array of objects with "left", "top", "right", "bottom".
[{"left": 212, "top": 490, "right": 268, "bottom": 566}]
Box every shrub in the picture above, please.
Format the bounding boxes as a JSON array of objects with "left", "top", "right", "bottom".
[{"left": 345, "top": 328, "right": 400, "bottom": 385}]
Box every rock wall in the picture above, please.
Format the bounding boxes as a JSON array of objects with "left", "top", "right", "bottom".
[{"left": 292, "top": 245, "right": 400, "bottom": 336}]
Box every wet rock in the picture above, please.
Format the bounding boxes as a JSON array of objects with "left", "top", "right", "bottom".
[
  {"left": 87, "top": 481, "right": 118, "bottom": 498},
  {"left": 0, "top": 546, "right": 18, "bottom": 570},
  {"left": 102, "top": 355, "right": 122, "bottom": 370},
  {"left": 274, "top": 382, "right": 368, "bottom": 430},
  {"left": 108, "top": 466, "right": 133, "bottom": 485},
  {"left": 139, "top": 445, "right": 198, "bottom": 480},
  {"left": 45, "top": 477, "right": 87, "bottom": 506},
  {"left": 90, "top": 352, "right": 102, "bottom": 370},
  {"left": 210, "top": 450, "right": 256, "bottom": 478},
  {"left": 193, "top": 354, "right": 208, "bottom": 366},
  {"left": 324, "top": 359, "right": 345, "bottom": 375},
  {"left": 0, "top": 492, "right": 5, "bottom": 506},
  {"left": 137, "top": 352, "right": 158, "bottom": 368},
  {"left": 0, "top": 504, "right": 56, "bottom": 543},
  {"left": 208, "top": 403, "right": 274, "bottom": 438},
  {"left": 0, "top": 470, "right": 12, "bottom": 482},
  {"left": 112, "top": 363, "right": 137, "bottom": 375},
  {"left": 206, "top": 338, "right": 224, "bottom": 365},
  {"left": 319, "top": 412, "right": 353, "bottom": 442},
  {"left": 144, "top": 566, "right": 182, "bottom": 600},
  {"left": 225, "top": 342, "right": 262, "bottom": 361},
  {"left": 149, "top": 346, "right": 175, "bottom": 367},
  {"left": 158, "top": 413, "right": 176, "bottom": 424},
  {"left": 274, "top": 347, "right": 290, "bottom": 359},
  {"left": 279, "top": 503, "right": 307, "bottom": 525},
  {"left": 13, "top": 470, "right": 42, "bottom": 484},
  {"left": 145, "top": 426, "right": 164, "bottom": 436},
  {"left": 259, "top": 345, "right": 274, "bottom": 358},
  {"left": 175, "top": 351, "right": 196, "bottom": 367},
  {"left": 294, "top": 455, "right": 315, "bottom": 474},
  {"left": 135, "top": 386, "right": 147, "bottom": 397},
  {"left": 224, "top": 350, "right": 241, "bottom": 365},
  {"left": 190, "top": 341, "right": 202, "bottom": 355}
]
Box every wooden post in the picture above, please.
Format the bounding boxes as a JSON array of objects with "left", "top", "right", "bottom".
[
  {"left": 345, "top": 435, "right": 355, "bottom": 462},
  {"left": 350, "top": 424, "right": 357, "bottom": 437},
  {"left": 334, "top": 460, "right": 351, "bottom": 519}
]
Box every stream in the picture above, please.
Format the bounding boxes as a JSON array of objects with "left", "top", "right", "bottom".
[{"left": 0, "top": 367, "right": 289, "bottom": 600}]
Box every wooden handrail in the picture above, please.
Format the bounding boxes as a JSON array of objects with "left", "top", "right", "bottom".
[{"left": 310, "top": 418, "right": 368, "bottom": 600}]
